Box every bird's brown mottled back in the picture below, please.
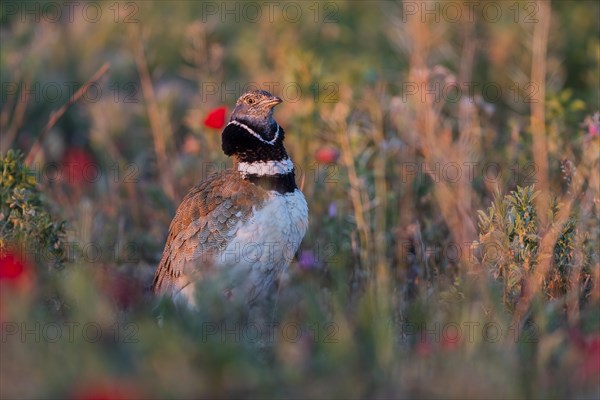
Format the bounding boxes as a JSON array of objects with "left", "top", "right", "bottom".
[{"left": 152, "top": 170, "right": 268, "bottom": 297}]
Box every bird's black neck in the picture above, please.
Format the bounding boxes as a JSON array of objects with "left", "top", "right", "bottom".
[
  {"left": 244, "top": 172, "right": 297, "bottom": 195},
  {"left": 221, "top": 120, "right": 297, "bottom": 194},
  {"left": 221, "top": 119, "right": 289, "bottom": 163}
]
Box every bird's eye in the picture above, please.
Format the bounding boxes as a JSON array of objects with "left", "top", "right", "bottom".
[{"left": 247, "top": 98, "right": 254, "bottom": 105}]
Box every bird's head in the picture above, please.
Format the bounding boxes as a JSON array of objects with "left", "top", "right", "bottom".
[
  {"left": 221, "top": 90, "right": 289, "bottom": 162},
  {"left": 230, "top": 90, "right": 282, "bottom": 132}
]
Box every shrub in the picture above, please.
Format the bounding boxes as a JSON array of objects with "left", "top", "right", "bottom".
[
  {"left": 0, "top": 149, "right": 66, "bottom": 271},
  {"left": 477, "top": 185, "right": 586, "bottom": 308}
]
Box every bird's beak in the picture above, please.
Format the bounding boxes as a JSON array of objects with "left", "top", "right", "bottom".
[{"left": 264, "top": 96, "right": 283, "bottom": 108}]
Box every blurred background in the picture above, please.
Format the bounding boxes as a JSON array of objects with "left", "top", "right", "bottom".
[{"left": 1, "top": 1, "right": 599, "bottom": 398}]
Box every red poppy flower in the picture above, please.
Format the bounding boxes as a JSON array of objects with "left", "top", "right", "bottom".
[
  {"left": 441, "top": 333, "right": 461, "bottom": 351},
  {"left": 70, "top": 380, "right": 142, "bottom": 400},
  {"left": 315, "top": 147, "right": 340, "bottom": 164},
  {"left": 0, "top": 251, "right": 26, "bottom": 281},
  {"left": 581, "top": 336, "right": 600, "bottom": 379},
  {"left": 204, "top": 106, "right": 227, "bottom": 129},
  {"left": 0, "top": 250, "right": 33, "bottom": 293},
  {"left": 571, "top": 329, "right": 600, "bottom": 382},
  {"left": 61, "top": 147, "right": 96, "bottom": 187},
  {"left": 95, "top": 267, "right": 144, "bottom": 310},
  {"left": 415, "top": 338, "right": 432, "bottom": 356},
  {"left": 589, "top": 122, "right": 599, "bottom": 138}
]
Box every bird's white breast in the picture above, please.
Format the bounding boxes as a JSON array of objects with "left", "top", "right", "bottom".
[
  {"left": 240, "top": 189, "right": 309, "bottom": 254},
  {"left": 179, "top": 189, "right": 308, "bottom": 305}
]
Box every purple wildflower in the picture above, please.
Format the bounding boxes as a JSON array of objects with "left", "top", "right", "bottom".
[
  {"left": 328, "top": 202, "right": 337, "bottom": 218},
  {"left": 298, "top": 250, "right": 317, "bottom": 270}
]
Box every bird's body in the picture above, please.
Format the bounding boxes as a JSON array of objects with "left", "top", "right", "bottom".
[{"left": 152, "top": 91, "right": 308, "bottom": 308}]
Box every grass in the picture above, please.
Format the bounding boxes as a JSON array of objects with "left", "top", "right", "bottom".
[{"left": 1, "top": 1, "right": 599, "bottom": 399}]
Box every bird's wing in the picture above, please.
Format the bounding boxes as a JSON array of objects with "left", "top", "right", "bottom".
[{"left": 152, "top": 170, "right": 267, "bottom": 296}]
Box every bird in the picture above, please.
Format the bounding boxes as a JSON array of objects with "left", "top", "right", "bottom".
[{"left": 152, "top": 90, "right": 308, "bottom": 309}]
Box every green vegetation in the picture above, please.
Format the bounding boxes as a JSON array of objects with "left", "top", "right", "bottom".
[
  {"left": 1, "top": 1, "right": 598, "bottom": 399},
  {"left": 1, "top": 149, "right": 65, "bottom": 270}
]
